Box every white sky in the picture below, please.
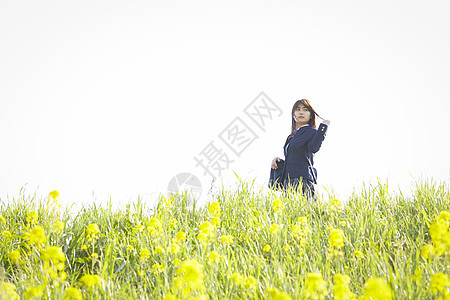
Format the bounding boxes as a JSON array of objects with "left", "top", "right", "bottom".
[{"left": 1, "top": 0, "right": 449, "bottom": 209}]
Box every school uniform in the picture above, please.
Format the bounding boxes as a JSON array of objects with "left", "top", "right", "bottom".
[{"left": 281, "top": 123, "right": 328, "bottom": 197}]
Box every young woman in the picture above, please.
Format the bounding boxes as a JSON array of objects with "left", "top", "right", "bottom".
[{"left": 271, "top": 99, "right": 330, "bottom": 198}]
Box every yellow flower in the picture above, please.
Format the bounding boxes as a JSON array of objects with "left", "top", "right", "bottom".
[
  {"left": 24, "top": 286, "right": 44, "bottom": 300},
  {"left": 147, "top": 218, "right": 162, "bottom": 237},
  {"left": 411, "top": 269, "right": 423, "bottom": 282},
  {"left": 333, "top": 274, "right": 355, "bottom": 300},
  {"left": 173, "top": 258, "right": 182, "bottom": 266},
  {"left": 0, "top": 282, "right": 20, "bottom": 300},
  {"left": 429, "top": 273, "right": 450, "bottom": 295},
  {"left": 268, "top": 287, "right": 292, "bottom": 300},
  {"left": 329, "top": 198, "right": 342, "bottom": 209},
  {"left": 49, "top": 190, "right": 60, "bottom": 200},
  {"left": 328, "top": 228, "right": 345, "bottom": 249},
  {"left": 198, "top": 221, "right": 215, "bottom": 246},
  {"left": 9, "top": 250, "right": 21, "bottom": 264},
  {"left": 155, "top": 246, "right": 165, "bottom": 254},
  {"left": 220, "top": 235, "right": 234, "bottom": 245},
  {"left": 41, "top": 246, "right": 66, "bottom": 263},
  {"left": 360, "top": 277, "right": 392, "bottom": 300},
  {"left": 263, "top": 244, "right": 271, "bottom": 252},
  {"left": 63, "top": 287, "right": 83, "bottom": 300},
  {"left": 354, "top": 250, "right": 364, "bottom": 259},
  {"left": 438, "top": 210, "right": 450, "bottom": 226},
  {"left": 26, "top": 211, "right": 38, "bottom": 226},
  {"left": 429, "top": 221, "right": 445, "bottom": 242},
  {"left": 139, "top": 248, "right": 150, "bottom": 261},
  {"left": 245, "top": 275, "right": 258, "bottom": 290},
  {"left": 78, "top": 274, "right": 101, "bottom": 291},
  {"left": 284, "top": 244, "right": 291, "bottom": 251},
  {"left": 170, "top": 243, "right": 180, "bottom": 254},
  {"left": 272, "top": 199, "right": 284, "bottom": 214},
  {"left": 54, "top": 221, "right": 64, "bottom": 233},
  {"left": 292, "top": 217, "right": 311, "bottom": 239},
  {"left": 86, "top": 223, "right": 100, "bottom": 241},
  {"left": 152, "top": 263, "right": 165, "bottom": 275},
  {"left": 29, "top": 226, "right": 47, "bottom": 245},
  {"left": 0, "top": 216, "right": 6, "bottom": 224},
  {"left": 208, "top": 201, "right": 221, "bottom": 218},
  {"left": 421, "top": 244, "right": 434, "bottom": 259},
  {"left": 305, "top": 272, "right": 327, "bottom": 300},
  {"left": 91, "top": 253, "right": 98, "bottom": 259},
  {"left": 133, "top": 224, "right": 145, "bottom": 234},
  {"left": 207, "top": 251, "right": 222, "bottom": 265},
  {"left": 176, "top": 231, "right": 186, "bottom": 242},
  {"left": 126, "top": 245, "right": 134, "bottom": 251},
  {"left": 211, "top": 216, "right": 220, "bottom": 226},
  {"left": 174, "top": 259, "right": 205, "bottom": 296},
  {"left": 269, "top": 224, "right": 280, "bottom": 234},
  {"left": 229, "top": 273, "right": 244, "bottom": 286},
  {"left": 81, "top": 245, "right": 88, "bottom": 250},
  {"left": 163, "top": 294, "right": 180, "bottom": 300}
]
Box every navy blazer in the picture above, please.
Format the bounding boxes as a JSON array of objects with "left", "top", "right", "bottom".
[{"left": 282, "top": 123, "right": 328, "bottom": 182}]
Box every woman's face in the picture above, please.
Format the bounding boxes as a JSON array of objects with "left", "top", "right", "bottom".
[{"left": 293, "top": 104, "right": 311, "bottom": 125}]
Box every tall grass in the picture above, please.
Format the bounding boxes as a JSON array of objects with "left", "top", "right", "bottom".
[{"left": 0, "top": 177, "right": 449, "bottom": 299}]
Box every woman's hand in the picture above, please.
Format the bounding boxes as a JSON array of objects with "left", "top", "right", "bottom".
[
  {"left": 321, "top": 120, "right": 331, "bottom": 126},
  {"left": 271, "top": 157, "right": 281, "bottom": 169}
]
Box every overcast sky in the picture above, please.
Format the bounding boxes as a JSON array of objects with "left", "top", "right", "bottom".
[{"left": 1, "top": 0, "right": 449, "bottom": 209}]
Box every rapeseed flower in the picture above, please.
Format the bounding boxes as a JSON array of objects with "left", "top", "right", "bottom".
[
  {"left": 63, "top": 287, "right": 83, "bottom": 300},
  {"left": 155, "top": 246, "right": 165, "bottom": 254},
  {"left": 411, "top": 269, "right": 423, "bottom": 283},
  {"left": 198, "top": 221, "right": 215, "bottom": 246},
  {"left": 211, "top": 216, "right": 220, "bottom": 226},
  {"left": 53, "top": 221, "right": 64, "bottom": 233},
  {"left": 173, "top": 258, "right": 182, "bottom": 266},
  {"left": 244, "top": 275, "right": 258, "bottom": 290},
  {"left": 429, "top": 273, "right": 450, "bottom": 295},
  {"left": 360, "top": 277, "right": 392, "bottom": 300},
  {"left": 329, "top": 198, "right": 342, "bottom": 210},
  {"left": 0, "top": 215, "right": 6, "bottom": 224},
  {"left": 147, "top": 217, "right": 162, "bottom": 237},
  {"left": 176, "top": 231, "right": 186, "bottom": 242},
  {"left": 354, "top": 250, "right": 364, "bottom": 259},
  {"left": 29, "top": 226, "right": 47, "bottom": 245},
  {"left": 305, "top": 272, "right": 327, "bottom": 300},
  {"left": 170, "top": 243, "right": 180, "bottom": 254},
  {"left": 270, "top": 224, "right": 280, "bottom": 234},
  {"left": 0, "top": 282, "right": 20, "bottom": 300},
  {"left": 220, "top": 235, "right": 234, "bottom": 245},
  {"left": 208, "top": 201, "right": 220, "bottom": 218},
  {"left": 272, "top": 199, "right": 283, "bottom": 214},
  {"left": 333, "top": 274, "right": 355, "bottom": 300},
  {"left": 229, "top": 273, "right": 244, "bottom": 286},
  {"left": 263, "top": 244, "right": 271, "bottom": 252},
  {"left": 152, "top": 263, "right": 165, "bottom": 275},
  {"left": 86, "top": 223, "right": 100, "bottom": 241},
  {"left": 26, "top": 211, "right": 38, "bottom": 226},
  {"left": 78, "top": 274, "right": 101, "bottom": 291},
  {"left": 174, "top": 259, "right": 205, "bottom": 297},
  {"left": 207, "top": 250, "right": 222, "bottom": 265},
  {"left": 328, "top": 228, "right": 345, "bottom": 249},
  {"left": 41, "top": 246, "right": 66, "bottom": 263},
  {"left": 421, "top": 244, "right": 434, "bottom": 259},
  {"left": 292, "top": 217, "right": 311, "bottom": 240},
  {"left": 24, "top": 285, "right": 44, "bottom": 299},
  {"left": 139, "top": 248, "right": 150, "bottom": 261},
  {"left": 268, "top": 287, "right": 292, "bottom": 300},
  {"left": 9, "top": 249, "right": 21, "bottom": 264}
]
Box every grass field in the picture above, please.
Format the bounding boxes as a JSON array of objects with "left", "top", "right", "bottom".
[{"left": 1, "top": 178, "right": 449, "bottom": 299}]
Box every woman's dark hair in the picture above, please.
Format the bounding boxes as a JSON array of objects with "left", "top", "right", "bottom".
[{"left": 291, "top": 99, "right": 322, "bottom": 133}]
